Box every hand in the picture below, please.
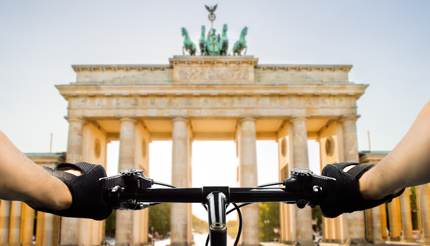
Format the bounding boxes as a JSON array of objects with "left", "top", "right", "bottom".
[
  {"left": 33, "top": 162, "right": 112, "bottom": 220},
  {"left": 319, "top": 162, "right": 403, "bottom": 218}
]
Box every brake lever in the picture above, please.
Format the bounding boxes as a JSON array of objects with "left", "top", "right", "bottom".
[
  {"left": 99, "top": 169, "right": 154, "bottom": 210},
  {"left": 283, "top": 168, "right": 336, "bottom": 207}
]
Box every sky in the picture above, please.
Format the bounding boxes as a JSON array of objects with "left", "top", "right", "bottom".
[{"left": 1, "top": 0, "right": 429, "bottom": 219}]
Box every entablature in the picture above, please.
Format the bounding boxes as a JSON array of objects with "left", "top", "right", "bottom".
[{"left": 56, "top": 83, "right": 367, "bottom": 99}]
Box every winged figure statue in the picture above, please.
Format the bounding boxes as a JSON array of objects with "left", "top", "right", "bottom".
[{"left": 205, "top": 4, "right": 218, "bottom": 15}]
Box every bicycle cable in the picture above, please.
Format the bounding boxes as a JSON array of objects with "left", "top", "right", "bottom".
[{"left": 152, "top": 181, "right": 176, "bottom": 188}]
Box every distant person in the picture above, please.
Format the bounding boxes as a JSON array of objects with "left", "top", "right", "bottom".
[{"left": 0, "top": 101, "right": 430, "bottom": 219}]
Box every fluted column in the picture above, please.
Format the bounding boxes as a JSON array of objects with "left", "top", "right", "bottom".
[
  {"left": 288, "top": 117, "right": 313, "bottom": 246},
  {"left": 371, "top": 206, "right": 383, "bottom": 243},
  {"left": 0, "top": 201, "right": 10, "bottom": 244},
  {"left": 133, "top": 123, "right": 150, "bottom": 245},
  {"left": 8, "top": 201, "right": 21, "bottom": 245},
  {"left": 36, "top": 211, "right": 60, "bottom": 246},
  {"left": 116, "top": 118, "right": 138, "bottom": 245},
  {"left": 388, "top": 197, "right": 402, "bottom": 240},
  {"left": 341, "top": 116, "right": 365, "bottom": 242},
  {"left": 171, "top": 117, "right": 192, "bottom": 246},
  {"left": 237, "top": 118, "right": 259, "bottom": 246},
  {"left": 419, "top": 184, "right": 430, "bottom": 244},
  {"left": 21, "top": 203, "right": 35, "bottom": 246},
  {"left": 400, "top": 188, "right": 413, "bottom": 241},
  {"left": 61, "top": 117, "right": 84, "bottom": 245}
]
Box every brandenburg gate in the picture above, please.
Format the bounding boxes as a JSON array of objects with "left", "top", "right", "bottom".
[
  {"left": 55, "top": 55, "right": 367, "bottom": 245},
  {"left": 1, "top": 57, "right": 430, "bottom": 245},
  {"left": 0, "top": 6, "right": 428, "bottom": 245}
]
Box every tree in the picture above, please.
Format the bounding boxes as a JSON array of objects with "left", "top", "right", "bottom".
[
  {"left": 258, "top": 202, "right": 280, "bottom": 241},
  {"left": 148, "top": 203, "right": 171, "bottom": 238}
]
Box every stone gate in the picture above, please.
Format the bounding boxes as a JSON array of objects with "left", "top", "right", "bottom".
[{"left": 55, "top": 55, "right": 367, "bottom": 245}]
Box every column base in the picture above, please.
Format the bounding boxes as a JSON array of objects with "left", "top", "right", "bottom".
[
  {"left": 116, "top": 243, "right": 152, "bottom": 246},
  {"left": 281, "top": 240, "right": 314, "bottom": 246},
  {"left": 320, "top": 239, "right": 374, "bottom": 246},
  {"left": 416, "top": 240, "right": 430, "bottom": 246},
  {"left": 169, "top": 243, "right": 192, "bottom": 246},
  {"left": 350, "top": 238, "right": 372, "bottom": 245}
]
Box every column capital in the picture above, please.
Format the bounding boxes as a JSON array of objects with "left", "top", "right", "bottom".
[
  {"left": 290, "top": 116, "right": 306, "bottom": 124},
  {"left": 172, "top": 117, "right": 188, "bottom": 123},
  {"left": 239, "top": 117, "right": 255, "bottom": 123},
  {"left": 339, "top": 114, "right": 360, "bottom": 123},
  {"left": 289, "top": 116, "right": 306, "bottom": 128},
  {"left": 66, "top": 116, "right": 84, "bottom": 123},
  {"left": 120, "top": 117, "right": 137, "bottom": 123}
]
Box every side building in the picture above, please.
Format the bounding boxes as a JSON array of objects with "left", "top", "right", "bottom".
[
  {"left": 360, "top": 151, "right": 430, "bottom": 244},
  {"left": 0, "top": 152, "right": 65, "bottom": 246}
]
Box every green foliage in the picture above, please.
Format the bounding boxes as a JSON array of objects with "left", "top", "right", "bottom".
[
  {"left": 258, "top": 202, "right": 280, "bottom": 242},
  {"left": 312, "top": 206, "right": 323, "bottom": 232},
  {"left": 410, "top": 187, "right": 419, "bottom": 230},
  {"left": 105, "top": 210, "right": 116, "bottom": 237},
  {"left": 226, "top": 220, "right": 239, "bottom": 239},
  {"left": 192, "top": 215, "right": 208, "bottom": 233},
  {"left": 148, "top": 203, "right": 171, "bottom": 238}
]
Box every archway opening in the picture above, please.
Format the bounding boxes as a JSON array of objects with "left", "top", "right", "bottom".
[
  {"left": 308, "top": 140, "right": 322, "bottom": 241},
  {"left": 105, "top": 141, "right": 120, "bottom": 241}
]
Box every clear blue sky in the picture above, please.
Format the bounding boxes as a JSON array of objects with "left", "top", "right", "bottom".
[{"left": 1, "top": 0, "right": 429, "bottom": 217}]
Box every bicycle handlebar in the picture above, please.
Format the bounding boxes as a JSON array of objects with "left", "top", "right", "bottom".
[
  {"left": 99, "top": 168, "right": 335, "bottom": 246},
  {"left": 99, "top": 168, "right": 336, "bottom": 210}
]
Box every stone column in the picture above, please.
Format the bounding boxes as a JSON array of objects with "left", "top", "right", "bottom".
[
  {"left": 116, "top": 118, "right": 138, "bottom": 245},
  {"left": 36, "top": 211, "right": 61, "bottom": 246},
  {"left": 136, "top": 124, "right": 150, "bottom": 244},
  {"left": 341, "top": 116, "right": 366, "bottom": 242},
  {"left": 371, "top": 206, "right": 383, "bottom": 243},
  {"left": 21, "top": 203, "right": 35, "bottom": 246},
  {"left": 8, "top": 201, "right": 21, "bottom": 245},
  {"left": 61, "top": 117, "right": 84, "bottom": 245},
  {"left": 171, "top": 117, "right": 192, "bottom": 246},
  {"left": 400, "top": 188, "right": 413, "bottom": 241},
  {"left": 388, "top": 197, "right": 402, "bottom": 240},
  {"left": 380, "top": 204, "right": 389, "bottom": 240},
  {"left": 0, "top": 201, "right": 10, "bottom": 244},
  {"left": 419, "top": 184, "right": 430, "bottom": 244},
  {"left": 237, "top": 118, "right": 259, "bottom": 246},
  {"left": 288, "top": 117, "right": 313, "bottom": 246}
]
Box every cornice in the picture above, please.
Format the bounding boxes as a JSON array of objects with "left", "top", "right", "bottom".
[
  {"left": 256, "top": 64, "right": 352, "bottom": 72},
  {"left": 72, "top": 64, "right": 172, "bottom": 72},
  {"left": 56, "top": 83, "right": 368, "bottom": 99},
  {"left": 72, "top": 62, "right": 351, "bottom": 73},
  {"left": 169, "top": 55, "right": 258, "bottom": 66}
]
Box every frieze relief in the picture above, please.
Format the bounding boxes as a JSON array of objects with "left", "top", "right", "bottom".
[
  {"left": 69, "top": 96, "right": 356, "bottom": 110},
  {"left": 173, "top": 66, "right": 253, "bottom": 83}
]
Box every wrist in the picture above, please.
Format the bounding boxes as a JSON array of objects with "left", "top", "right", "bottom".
[
  {"left": 359, "top": 172, "right": 372, "bottom": 199},
  {"left": 28, "top": 176, "right": 72, "bottom": 211},
  {"left": 359, "top": 169, "right": 385, "bottom": 200},
  {"left": 49, "top": 177, "right": 73, "bottom": 210}
]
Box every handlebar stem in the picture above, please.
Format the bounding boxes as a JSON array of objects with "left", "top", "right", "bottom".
[{"left": 206, "top": 192, "right": 227, "bottom": 246}]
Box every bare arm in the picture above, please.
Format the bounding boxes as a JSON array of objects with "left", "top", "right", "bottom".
[
  {"left": 0, "top": 130, "right": 71, "bottom": 210},
  {"left": 360, "top": 101, "right": 430, "bottom": 199}
]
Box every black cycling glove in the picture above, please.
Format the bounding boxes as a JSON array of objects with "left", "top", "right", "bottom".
[
  {"left": 35, "top": 162, "right": 112, "bottom": 220},
  {"left": 319, "top": 162, "right": 403, "bottom": 218}
]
